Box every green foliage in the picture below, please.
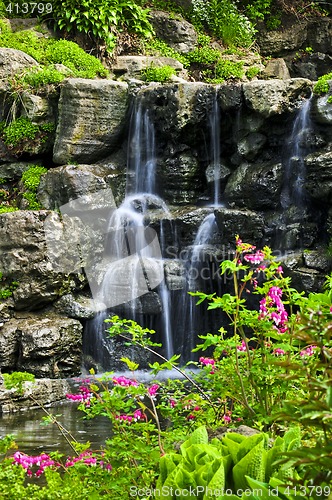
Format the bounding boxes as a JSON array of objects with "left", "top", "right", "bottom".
[
  {"left": 142, "top": 64, "right": 176, "bottom": 83},
  {"left": 141, "top": 37, "right": 189, "bottom": 67},
  {"left": 0, "top": 117, "right": 54, "bottom": 155},
  {"left": 186, "top": 45, "right": 221, "bottom": 65},
  {"left": 2, "top": 117, "right": 39, "bottom": 147},
  {"left": 313, "top": 72, "right": 332, "bottom": 95},
  {"left": 44, "top": 40, "right": 108, "bottom": 79},
  {"left": 0, "top": 205, "right": 18, "bottom": 214},
  {"left": 243, "top": 0, "right": 273, "bottom": 21},
  {"left": 0, "top": 271, "right": 18, "bottom": 300},
  {"left": 21, "top": 165, "right": 47, "bottom": 191},
  {"left": 189, "top": 0, "right": 255, "bottom": 48},
  {"left": 215, "top": 59, "right": 244, "bottom": 79},
  {"left": 246, "top": 65, "right": 261, "bottom": 79},
  {"left": 47, "top": 0, "right": 153, "bottom": 53},
  {"left": 155, "top": 426, "right": 301, "bottom": 496},
  {"left": 15, "top": 66, "right": 66, "bottom": 89},
  {"left": 3, "top": 371, "right": 35, "bottom": 394}
]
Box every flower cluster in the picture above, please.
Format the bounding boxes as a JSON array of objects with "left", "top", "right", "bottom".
[
  {"left": 115, "top": 409, "right": 144, "bottom": 423},
  {"left": 273, "top": 348, "right": 286, "bottom": 356},
  {"left": 65, "top": 451, "right": 111, "bottom": 471},
  {"left": 148, "top": 384, "right": 159, "bottom": 397},
  {"left": 112, "top": 376, "right": 138, "bottom": 387},
  {"left": 66, "top": 384, "right": 91, "bottom": 403},
  {"left": 13, "top": 450, "right": 112, "bottom": 477},
  {"left": 300, "top": 345, "right": 317, "bottom": 357},
  {"left": 259, "top": 286, "right": 288, "bottom": 333},
  {"left": 243, "top": 250, "right": 265, "bottom": 265},
  {"left": 237, "top": 340, "right": 247, "bottom": 352},
  {"left": 199, "top": 356, "right": 216, "bottom": 373},
  {"left": 13, "top": 451, "right": 56, "bottom": 478}
]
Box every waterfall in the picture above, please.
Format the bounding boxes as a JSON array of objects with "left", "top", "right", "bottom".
[
  {"left": 209, "top": 90, "right": 222, "bottom": 207},
  {"left": 176, "top": 213, "right": 221, "bottom": 361},
  {"left": 84, "top": 97, "right": 174, "bottom": 369},
  {"left": 281, "top": 96, "right": 312, "bottom": 210}
]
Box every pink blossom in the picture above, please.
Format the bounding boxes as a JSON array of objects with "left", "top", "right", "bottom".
[
  {"left": 300, "top": 345, "right": 317, "bottom": 357},
  {"left": 223, "top": 415, "right": 231, "bottom": 423},
  {"left": 169, "top": 399, "right": 176, "bottom": 408},
  {"left": 148, "top": 384, "right": 159, "bottom": 397},
  {"left": 237, "top": 341, "right": 247, "bottom": 352},
  {"left": 112, "top": 376, "right": 138, "bottom": 387},
  {"left": 273, "top": 348, "right": 285, "bottom": 356},
  {"left": 277, "top": 266, "right": 283, "bottom": 274},
  {"left": 199, "top": 357, "right": 215, "bottom": 367},
  {"left": 244, "top": 250, "right": 265, "bottom": 265}
]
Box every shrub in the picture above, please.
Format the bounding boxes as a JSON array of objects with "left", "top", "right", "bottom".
[
  {"left": 15, "top": 66, "right": 66, "bottom": 89},
  {"left": 44, "top": 40, "right": 108, "bottom": 79},
  {"left": 3, "top": 371, "right": 35, "bottom": 394},
  {"left": 47, "top": 0, "right": 154, "bottom": 53},
  {"left": 142, "top": 65, "right": 176, "bottom": 83},
  {"left": 186, "top": 45, "right": 221, "bottom": 65},
  {"left": 313, "top": 72, "right": 332, "bottom": 95}
]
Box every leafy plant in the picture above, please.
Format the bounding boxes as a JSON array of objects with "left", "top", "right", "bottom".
[
  {"left": 20, "top": 165, "right": 47, "bottom": 209},
  {"left": 15, "top": 66, "right": 66, "bottom": 89},
  {"left": 155, "top": 425, "right": 301, "bottom": 497},
  {"left": 46, "top": 0, "right": 154, "bottom": 53},
  {"left": 141, "top": 37, "right": 189, "bottom": 67},
  {"left": 3, "top": 371, "right": 35, "bottom": 394},
  {"left": 0, "top": 118, "right": 54, "bottom": 154},
  {"left": 246, "top": 66, "right": 261, "bottom": 79},
  {"left": 142, "top": 64, "right": 176, "bottom": 83},
  {"left": 313, "top": 72, "right": 332, "bottom": 95}
]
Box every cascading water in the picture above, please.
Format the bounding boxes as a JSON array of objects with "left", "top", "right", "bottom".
[
  {"left": 209, "top": 91, "right": 222, "bottom": 207},
  {"left": 84, "top": 97, "right": 174, "bottom": 369},
  {"left": 275, "top": 95, "right": 313, "bottom": 250},
  {"left": 281, "top": 96, "right": 312, "bottom": 210},
  {"left": 176, "top": 212, "right": 221, "bottom": 360}
]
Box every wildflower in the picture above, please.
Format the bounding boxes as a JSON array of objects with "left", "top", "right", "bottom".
[
  {"left": 300, "top": 345, "right": 317, "bottom": 357},
  {"left": 112, "top": 376, "right": 138, "bottom": 387},
  {"left": 148, "top": 384, "right": 159, "bottom": 397},
  {"left": 223, "top": 414, "right": 231, "bottom": 423},
  {"left": 243, "top": 250, "right": 265, "bottom": 265},
  {"left": 169, "top": 398, "right": 176, "bottom": 408},
  {"left": 199, "top": 357, "right": 215, "bottom": 367},
  {"left": 237, "top": 341, "right": 247, "bottom": 352},
  {"left": 273, "top": 348, "right": 285, "bottom": 356}
]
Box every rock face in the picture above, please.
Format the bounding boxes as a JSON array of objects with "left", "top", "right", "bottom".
[
  {"left": 53, "top": 79, "right": 129, "bottom": 164},
  {"left": 149, "top": 10, "right": 198, "bottom": 53},
  {"left": 0, "top": 48, "right": 39, "bottom": 79},
  {"left": 0, "top": 314, "right": 82, "bottom": 377}
]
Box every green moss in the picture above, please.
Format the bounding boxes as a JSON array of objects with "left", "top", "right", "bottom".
[
  {"left": 246, "top": 66, "right": 261, "bottom": 79},
  {"left": 313, "top": 72, "right": 332, "bottom": 95},
  {"left": 21, "top": 165, "right": 47, "bottom": 191},
  {"left": 15, "top": 66, "right": 66, "bottom": 89},
  {"left": 187, "top": 46, "right": 221, "bottom": 65},
  {"left": 0, "top": 271, "right": 19, "bottom": 301},
  {"left": 142, "top": 38, "right": 189, "bottom": 67},
  {"left": 0, "top": 205, "right": 18, "bottom": 213},
  {"left": 142, "top": 65, "right": 176, "bottom": 83},
  {"left": 2, "top": 117, "right": 39, "bottom": 147}
]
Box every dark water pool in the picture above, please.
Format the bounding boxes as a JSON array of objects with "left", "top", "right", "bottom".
[{"left": 0, "top": 402, "right": 112, "bottom": 456}]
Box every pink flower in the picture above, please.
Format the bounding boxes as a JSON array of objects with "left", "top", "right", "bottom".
[
  {"left": 148, "top": 384, "right": 159, "bottom": 397},
  {"left": 237, "top": 341, "right": 247, "bottom": 352},
  {"left": 223, "top": 415, "right": 231, "bottom": 423},
  {"left": 112, "top": 376, "right": 138, "bottom": 387},
  {"left": 273, "top": 348, "right": 285, "bottom": 356},
  {"left": 300, "top": 345, "right": 317, "bottom": 357},
  {"left": 244, "top": 250, "right": 265, "bottom": 265},
  {"left": 169, "top": 399, "right": 176, "bottom": 408},
  {"left": 199, "top": 357, "right": 215, "bottom": 366}
]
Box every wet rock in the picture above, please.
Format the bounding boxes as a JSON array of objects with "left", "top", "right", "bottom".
[
  {"left": 218, "top": 83, "right": 242, "bottom": 111},
  {"left": 149, "top": 11, "right": 197, "bottom": 54},
  {"left": 54, "top": 294, "right": 97, "bottom": 319},
  {"left": 214, "top": 208, "right": 264, "bottom": 246},
  {"left": 224, "top": 161, "right": 283, "bottom": 210},
  {"left": 243, "top": 79, "right": 312, "bottom": 118},
  {"left": 0, "top": 314, "right": 82, "bottom": 377},
  {"left": 312, "top": 87, "right": 332, "bottom": 125},
  {"left": 257, "top": 22, "right": 308, "bottom": 57},
  {"left": 0, "top": 211, "right": 86, "bottom": 310},
  {"left": 305, "top": 150, "right": 332, "bottom": 203},
  {"left": 237, "top": 132, "right": 267, "bottom": 160},
  {"left": 164, "top": 259, "right": 186, "bottom": 290},
  {"left": 303, "top": 250, "right": 330, "bottom": 273},
  {"left": 53, "top": 78, "right": 129, "bottom": 164},
  {"left": 0, "top": 379, "right": 70, "bottom": 413}
]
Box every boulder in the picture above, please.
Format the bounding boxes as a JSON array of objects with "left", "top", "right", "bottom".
[
  {"left": 0, "top": 48, "right": 39, "bottom": 80},
  {"left": 0, "top": 379, "right": 70, "bottom": 413},
  {"left": 257, "top": 22, "right": 308, "bottom": 57},
  {"left": 261, "top": 58, "right": 290, "bottom": 80},
  {"left": 53, "top": 79, "right": 128, "bottom": 164},
  {"left": 305, "top": 150, "right": 332, "bottom": 203},
  {"left": 0, "top": 211, "right": 86, "bottom": 310},
  {"left": 149, "top": 10, "right": 197, "bottom": 53},
  {"left": 243, "top": 79, "right": 312, "bottom": 117},
  {"left": 214, "top": 208, "right": 264, "bottom": 246},
  {"left": 54, "top": 293, "right": 97, "bottom": 319},
  {"left": 224, "top": 161, "right": 283, "bottom": 210},
  {"left": 112, "top": 56, "right": 184, "bottom": 79},
  {"left": 0, "top": 313, "right": 82, "bottom": 377},
  {"left": 312, "top": 88, "right": 332, "bottom": 125}
]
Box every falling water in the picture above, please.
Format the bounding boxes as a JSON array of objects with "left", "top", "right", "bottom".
[
  {"left": 177, "top": 213, "right": 220, "bottom": 360},
  {"left": 281, "top": 96, "right": 312, "bottom": 210},
  {"left": 127, "top": 100, "right": 156, "bottom": 195},
  {"left": 209, "top": 91, "right": 221, "bottom": 206},
  {"left": 84, "top": 95, "right": 176, "bottom": 368}
]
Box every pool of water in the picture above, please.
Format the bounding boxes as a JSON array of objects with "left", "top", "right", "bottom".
[{"left": 0, "top": 403, "right": 112, "bottom": 456}]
